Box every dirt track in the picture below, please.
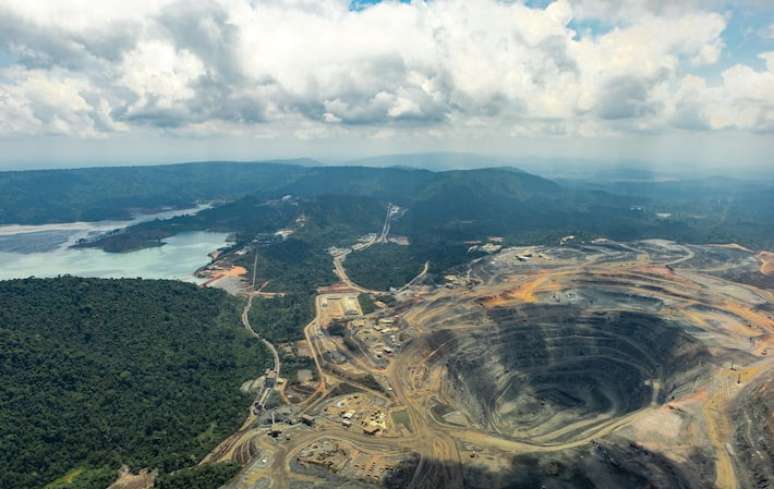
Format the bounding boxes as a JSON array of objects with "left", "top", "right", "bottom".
[{"left": 213, "top": 239, "right": 773, "bottom": 489}]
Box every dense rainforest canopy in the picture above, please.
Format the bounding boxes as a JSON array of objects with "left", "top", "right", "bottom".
[{"left": 0, "top": 277, "right": 270, "bottom": 489}]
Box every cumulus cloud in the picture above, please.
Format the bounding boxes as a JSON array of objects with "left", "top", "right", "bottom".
[
  {"left": 0, "top": 0, "right": 771, "bottom": 140},
  {"left": 704, "top": 52, "right": 774, "bottom": 131},
  {"left": 0, "top": 67, "right": 120, "bottom": 136}
]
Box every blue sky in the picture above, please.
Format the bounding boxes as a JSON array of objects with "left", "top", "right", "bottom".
[
  {"left": 718, "top": 7, "right": 774, "bottom": 71},
  {"left": 350, "top": 0, "right": 410, "bottom": 9},
  {"left": 0, "top": 49, "right": 13, "bottom": 68}
]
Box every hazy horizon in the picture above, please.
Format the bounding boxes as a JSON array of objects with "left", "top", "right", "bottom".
[{"left": 1, "top": 151, "right": 772, "bottom": 182}]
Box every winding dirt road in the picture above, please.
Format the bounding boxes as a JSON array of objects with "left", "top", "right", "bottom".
[{"left": 242, "top": 293, "right": 281, "bottom": 403}]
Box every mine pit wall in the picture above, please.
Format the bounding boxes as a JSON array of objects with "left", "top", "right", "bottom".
[
  {"left": 406, "top": 436, "right": 716, "bottom": 489},
  {"left": 731, "top": 369, "right": 774, "bottom": 489},
  {"left": 418, "top": 328, "right": 492, "bottom": 429},
  {"left": 438, "top": 352, "right": 492, "bottom": 429},
  {"left": 500, "top": 440, "right": 713, "bottom": 489},
  {"left": 424, "top": 305, "right": 714, "bottom": 442}
]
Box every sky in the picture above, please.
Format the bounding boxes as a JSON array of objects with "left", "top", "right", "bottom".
[{"left": 0, "top": 0, "right": 773, "bottom": 171}]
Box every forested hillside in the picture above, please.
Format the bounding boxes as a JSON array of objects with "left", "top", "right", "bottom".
[
  {"left": 72, "top": 164, "right": 774, "bottom": 298},
  {"left": 0, "top": 161, "right": 308, "bottom": 224},
  {"left": 5, "top": 160, "right": 773, "bottom": 250},
  {"left": 248, "top": 294, "right": 315, "bottom": 344},
  {"left": 0, "top": 277, "right": 270, "bottom": 489},
  {"left": 345, "top": 243, "right": 426, "bottom": 291},
  {"left": 6, "top": 161, "right": 773, "bottom": 279}
]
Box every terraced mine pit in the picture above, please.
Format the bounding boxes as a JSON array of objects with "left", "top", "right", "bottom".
[
  {"left": 217, "top": 240, "right": 773, "bottom": 489},
  {"left": 433, "top": 306, "right": 707, "bottom": 445}
]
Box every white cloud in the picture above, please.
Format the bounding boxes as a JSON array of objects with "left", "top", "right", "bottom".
[
  {"left": 119, "top": 41, "right": 204, "bottom": 103},
  {"left": 669, "top": 52, "right": 774, "bottom": 132},
  {"left": 0, "top": 67, "right": 119, "bottom": 137},
  {"left": 711, "top": 53, "right": 774, "bottom": 131},
  {"left": 570, "top": 0, "right": 727, "bottom": 22},
  {"left": 0, "top": 0, "right": 771, "bottom": 142}
]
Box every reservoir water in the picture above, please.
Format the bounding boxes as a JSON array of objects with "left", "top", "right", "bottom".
[{"left": 0, "top": 206, "right": 227, "bottom": 283}]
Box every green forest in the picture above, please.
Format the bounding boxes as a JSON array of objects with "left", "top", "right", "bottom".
[
  {"left": 0, "top": 161, "right": 307, "bottom": 225},
  {"left": 0, "top": 277, "right": 270, "bottom": 489},
  {"left": 248, "top": 294, "right": 315, "bottom": 344},
  {"left": 246, "top": 294, "right": 317, "bottom": 383},
  {"left": 155, "top": 463, "right": 241, "bottom": 489},
  {"left": 74, "top": 165, "right": 774, "bottom": 296},
  {"left": 2, "top": 161, "right": 772, "bottom": 251},
  {"left": 238, "top": 238, "right": 337, "bottom": 294},
  {"left": 358, "top": 293, "right": 377, "bottom": 314},
  {"left": 345, "top": 241, "right": 480, "bottom": 291},
  {"left": 346, "top": 244, "right": 425, "bottom": 291}
]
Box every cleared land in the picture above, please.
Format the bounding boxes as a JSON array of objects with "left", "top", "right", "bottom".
[
  {"left": 759, "top": 251, "right": 774, "bottom": 275},
  {"left": 199, "top": 239, "right": 774, "bottom": 489}
]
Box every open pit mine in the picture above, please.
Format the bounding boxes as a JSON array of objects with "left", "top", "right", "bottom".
[{"left": 215, "top": 239, "right": 773, "bottom": 489}]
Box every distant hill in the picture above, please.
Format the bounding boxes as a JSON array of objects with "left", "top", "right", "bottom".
[
  {"left": 272, "top": 165, "right": 437, "bottom": 202},
  {"left": 269, "top": 165, "right": 561, "bottom": 204},
  {"left": 0, "top": 161, "right": 312, "bottom": 224},
  {"left": 344, "top": 152, "right": 518, "bottom": 171},
  {"left": 3, "top": 160, "right": 772, "bottom": 253}
]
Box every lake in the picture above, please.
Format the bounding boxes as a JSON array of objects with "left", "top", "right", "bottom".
[
  {"left": 0, "top": 206, "right": 228, "bottom": 283},
  {"left": 0, "top": 232, "right": 229, "bottom": 283},
  {"left": 0, "top": 204, "right": 213, "bottom": 252}
]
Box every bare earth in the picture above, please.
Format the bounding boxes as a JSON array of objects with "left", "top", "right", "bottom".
[
  {"left": 759, "top": 251, "right": 774, "bottom": 275},
  {"left": 198, "top": 239, "right": 773, "bottom": 489}
]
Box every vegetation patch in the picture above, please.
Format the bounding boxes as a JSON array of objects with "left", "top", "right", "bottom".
[
  {"left": 346, "top": 243, "right": 425, "bottom": 291},
  {"left": 43, "top": 467, "right": 117, "bottom": 489},
  {"left": 0, "top": 277, "right": 269, "bottom": 489},
  {"left": 0, "top": 162, "right": 306, "bottom": 225},
  {"left": 239, "top": 240, "right": 336, "bottom": 294},
  {"left": 248, "top": 294, "right": 315, "bottom": 343},
  {"left": 357, "top": 293, "right": 377, "bottom": 314},
  {"left": 155, "top": 463, "right": 241, "bottom": 489}
]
